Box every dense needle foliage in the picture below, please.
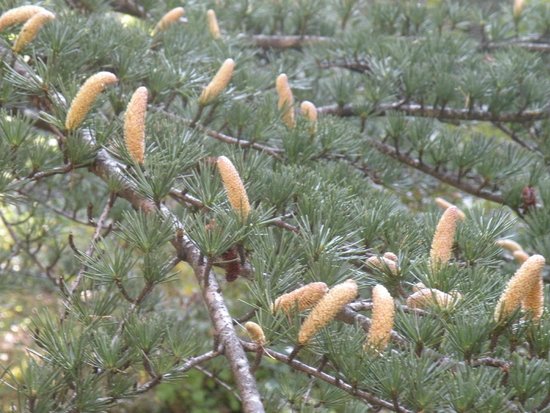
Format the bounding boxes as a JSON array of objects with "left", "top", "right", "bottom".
[{"left": 1, "top": 0, "right": 550, "bottom": 412}]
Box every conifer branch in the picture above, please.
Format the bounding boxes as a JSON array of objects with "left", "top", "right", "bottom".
[
  {"left": 251, "top": 34, "right": 331, "bottom": 49},
  {"left": 367, "top": 139, "right": 506, "bottom": 205},
  {"left": 241, "top": 341, "right": 413, "bottom": 413},
  {"left": 318, "top": 102, "right": 550, "bottom": 123}
]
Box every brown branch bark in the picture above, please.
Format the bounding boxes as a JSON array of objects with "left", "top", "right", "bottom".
[
  {"left": 367, "top": 139, "right": 506, "bottom": 205},
  {"left": 318, "top": 102, "right": 550, "bottom": 123},
  {"left": 241, "top": 341, "right": 413, "bottom": 413},
  {"left": 250, "top": 34, "right": 331, "bottom": 49}
]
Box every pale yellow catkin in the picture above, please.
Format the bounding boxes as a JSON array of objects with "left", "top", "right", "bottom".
[
  {"left": 207, "top": 9, "right": 221, "bottom": 39},
  {"left": 513, "top": 0, "right": 525, "bottom": 20},
  {"left": 12, "top": 10, "right": 55, "bottom": 53},
  {"left": 198, "top": 58, "right": 235, "bottom": 106},
  {"left": 434, "top": 197, "right": 466, "bottom": 220},
  {"left": 365, "top": 284, "right": 395, "bottom": 352},
  {"left": 272, "top": 282, "right": 329, "bottom": 314},
  {"left": 407, "top": 288, "right": 462, "bottom": 310},
  {"left": 244, "top": 321, "right": 266, "bottom": 345},
  {"left": 300, "top": 100, "right": 318, "bottom": 134},
  {"left": 124, "top": 87, "right": 148, "bottom": 164},
  {"left": 298, "top": 279, "right": 357, "bottom": 345},
  {"left": 0, "top": 5, "right": 46, "bottom": 32},
  {"left": 152, "top": 7, "right": 185, "bottom": 35},
  {"left": 522, "top": 277, "right": 544, "bottom": 321},
  {"left": 276, "top": 74, "right": 296, "bottom": 128},
  {"left": 514, "top": 250, "right": 530, "bottom": 264},
  {"left": 383, "top": 252, "right": 398, "bottom": 262},
  {"left": 366, "top": 256, "right": 399, "bottom": 275},
  {"left": 65, "top": 72, "right": 118, "bottom": 131},
  {"left": 430, "top": 206, "right": 460, "bottom": 268},
  {"left": 216, "top": 155, "right": 251, "bottom": 218},
  {"left": 494, "top": 254, "right": 545, "bottom": 322},
  {"left": 496, "top": 239, "right": 524, "bottom": 253}
]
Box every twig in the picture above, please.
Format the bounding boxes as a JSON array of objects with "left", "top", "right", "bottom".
[
  {"left": 317, "top": 102, "right": 550, "bottom": 123},
  {"left": 194, "top": 365, "right": 243, "bottom": 402},
  {"left": 250, "top": 34, "right": 331, "bottom": 49},
  {"left": 241, "top": 341, "right": 413, "bottom": 413},
  {"left": 367, "top": 139, "right": 506, "bottom": 205}
]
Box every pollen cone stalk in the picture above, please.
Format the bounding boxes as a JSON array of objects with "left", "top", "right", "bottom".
[
  {"left": 494, "top": 254, "right": 545, "bottom": 322},
  {"left": 216, "top": 156, "right": 251, "bottom": 219},
  {"left": 13, "top": 11, "right": 55, "bottom": 53},
  {"left": 124, "top": 87, "right": 148, "bottom": 164},
  {"left": 365, "top": 285, "right": 395, "bottom": 352},
  {"left": 298, "top": 279, "right": 357, "bottom": 345},
  {"left": 430, "top": 206, "right": 460, "bottom": 268},
  {"left": 276, "top": 74, "right": 296, "bottom": 128},
  {"left": 152, "top": 7, "right": 185, "bottom": 35},
  {"left": 0, "top": 5, "right": 46, "bottom": 32},
  {"left": 272, "top": 282, "right": 329, "bottom": 314},
  {"left": 207, "top": 9, "right": 221, "bottom": 39},
  {"left": 198, "top": 59, "right": 235, "bottom": 106},
  {"left": 65, "top": 72, "right": 118, "bottom": 131},
  {"left": 245, "top": 322, "right": 266, "bottom": 345}
]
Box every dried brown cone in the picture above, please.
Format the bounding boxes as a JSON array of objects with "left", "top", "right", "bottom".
[
  {"left": 244, "top": 321, "right": 266, "bottom": 346},
  {"left": 272, "top": 282, "right": 329, "bottom": 314},
  {"left": 430, "top": 206, "right": 460, "bottom": 268},
  {"left": 407, "top": 288, "right": 462, "bottom": 310},
  {"left": 216, "top": 155, "right": 251, "bottom": 219},
  {"left": 298, "top": 279, "right": 358, "bottom": 345},
  {"left": 513, "top": 250, "right": 530, "bottom": 264},
  {"left": 434, "top": 197, "right": 466, "bottom": 220},
  {"left": 300, "top": 100, "right": 317, "bottom": 134},
  {"left": 198, "top": 58, "right": 235, "bottom": 106},
  {"left": 12, "top": 10, "right": 55, "bottom": 54},
  {"left": 496, "top": 239, "right": 523, "bottom": 253},
  {"left": 207, "top": 9, "right": 221, "bottom": 39},
  {"left": 124, "top": 86, "right": 148, "bottom": 164},
  {"left": 276, "top": 74, "right": 296, "bottom": 128},
  {"left": 365, "top": 285, "right": 395, "bottom": 352},
  {"left": 65, "top": 72, "right": 118, "bottom": 131},
  {"left": 494, "top": 254, "right": 545, "bottom": 322},
  {"left": 152, "top": 7, "right": 185, "bottom": 35},
  {"left": 0, "top": 5, "right": 46, "bottom": 32},
  {"left": 366, "top": 256, "right": 399, "bottom": 275}
]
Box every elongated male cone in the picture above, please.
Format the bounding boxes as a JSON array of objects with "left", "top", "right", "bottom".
[
  {"left": 198, "top": 59, "right": 235, "bottom": 106},
  {"left": 276, "top": 74, "right": 296, "bottom": 128},
  {"left": 300, "top": 100, "right": 317, "bottom": 134},
  {"left": 152, "top": 7, "right": 185, "bottom": 35},
  {"left": 367, "top": 255, "right": 399, "bottom": 275},
  {"left": 513, "top": 250, "right": 530, "bottom": 264},
  {"left": 124, "top": 87, "right": 148, "bottom": 164},
  {"left": 272, "top": 282, "right": 329, "bottom": 314},
  {"left": 13, "top": 11, "right": 55, "bottom": 53},
  {"left": 207, "top": 9, "right": 221, "bottom": 39},
  {"left": 65, "top": 72, "right": 118, "bottom": 131},
  {"left": 407, "top": 288, "right": 462, "bottom": 310},
  {"left": 430, "top": 206, "right": 460, "bottom": 268},
  {"left": 494, "top": 254, "right": 545, "bottom": 322},
  {"left": 298, "top": 279, "right": 357, "bottom": 345},
  {"left": 0, "top": 5, "right": 46, "bottom": 32},
  {"left": 496, "top": 239, "right": 523, "bottom": 253},
  {"left": 216, "top": 156, "right": 251, "bottom": 218},
  {"left": 434, "top": 197, "right": 466, "bottom": 220},
  {"left": 365, "top": 285, "right": 395, "bottom": 352},
  {"left": 513, "top": 0, "right": 525, "bottom": 20},
  {"left": 245, "top": 321, "right": 266, "bottom": 345}
]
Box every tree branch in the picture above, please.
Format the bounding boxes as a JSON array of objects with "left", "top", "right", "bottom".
[
  {"left": 367, "top": 139, "right": 506, "bottom": 205},
  {"left": 318, "top": 102, "right": 550, "bottom": 123}
]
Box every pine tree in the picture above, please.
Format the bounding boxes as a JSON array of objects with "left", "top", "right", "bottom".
[{"left": 1, "top": 0, "right": 550, "bottom": 412}]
